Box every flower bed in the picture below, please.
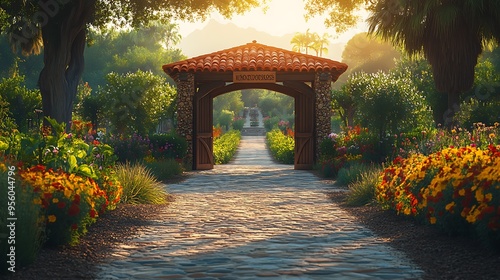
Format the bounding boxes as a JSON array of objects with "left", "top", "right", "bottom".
[
  {"left": 377, "top": 145, "right": 500, "bottom": 247},
  {"left": 19, "top": 165, "right": 108, "bottom": 246}
]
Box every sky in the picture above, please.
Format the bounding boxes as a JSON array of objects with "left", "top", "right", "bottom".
[{"left": 175, "top": 0, "right": 369, "bottom": 44}]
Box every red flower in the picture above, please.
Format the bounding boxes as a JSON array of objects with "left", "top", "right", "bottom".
[
  {"left": 68, "top": 204, "right": 80, "bottom": 216},
  {"left": 57, "top": 201, "right": 66, "bottom": 209},
  {"left": 93, "top": 140, "right": 100, "bottom": 145},
  {"left": 89, "top": 209, "right": 97, "bottom": 218},
  {"left": 34, "top": 165, "right": 46, "bottom": 171},
  {"left": 396, "top": 202, "right": 403, "bottom": 212},
  {"left": 73, "top": 194, "right": 81, "bottom": 204},
  {"left": 71, "top": 224, "right": 78, "bottom": 230}
]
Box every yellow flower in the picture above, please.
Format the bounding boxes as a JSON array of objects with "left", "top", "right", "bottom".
[
  {"left": 445, "top": 202, "right": 455, "bottom": 212},
  {"left": 64, "top": 188, "right": 72, "bottom": 199},
  {"left": 442, "top": 165, "right": 452, "bottom": 174},
  {"left": 33, "top": 198, "right": 42, "bottom": 205},
  {"left": 485, "top": 193, "right": 493, "bottom": 202},
  {"left": 429, "top": 217, "right": 437, "bottom": 224},
  {"left": 475, "top": 188, "right": 484, "bottom": 202},
  {"left": 52, "top": 198, "right": 59, "bottom": 204},
  {"left": 489, "top": 133, "right": 495, "bottom": 139},
  {"left": 48, "top": 215, "right": 57, "bottom": 223}
]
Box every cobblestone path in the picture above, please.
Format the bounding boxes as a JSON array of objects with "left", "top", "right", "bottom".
[{"left": 96, "top": 136, "right": 423, "bottom": 279}]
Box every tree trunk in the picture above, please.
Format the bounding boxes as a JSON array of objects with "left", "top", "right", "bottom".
[
  {"left": 443, "top": 91, "right": 460, "bottom": 129},
  {"left": 38, "top": 0, "right": 95, "bottom": 131}
]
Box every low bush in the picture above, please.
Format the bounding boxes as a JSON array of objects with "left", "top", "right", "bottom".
[
  {"left": 148, "top": 133, "right": 188, "bottom": 160},
  {"left": 263, "top": 116, "right": 280, "bottom": 132},
  {"left": 115, "top": 162, "right": 168, "bottom": 205},
  {"left": 213, "top": 130, "right": 241, "bottom": 164},
  {"left": 106, "top": 133, "right": 151, "bottom": 163},
  {"left": 266, "top": 129, "right": 294, "bottom": 164},
  {"left": 336, "top": 162, "right": 374, "bottom": 186},
  {"left": 232, "top": 117, "right": 245, "bottom": 131},
  {"left": 144, "top": 158, "right": 183, "bottom": 182}
]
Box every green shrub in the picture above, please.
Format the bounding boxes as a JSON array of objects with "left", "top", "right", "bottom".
[
  {"left": 263, "top": 116, "right": 280, "bottom": 132},
  {"left": 356, "top": 72, "right": 434, "bottom": 140},
  {"left": 216, "top": 109, "right": 234, "bottom": 130},
  {"left": 0, "top": 95, "right": 16, "bottom": 135},
  {"left": 232, "top": 118, "right": 245, "bottom": 131},
  {"left": 344, "top": 166, "right": 382, "bottom": 207},
  {"left": 213, "top": 130, "right": 241, "bottom": 164},
  {"left": 99, "top": 70, "right": 177, "bottom": 135},
  {"left": 148, "top": 133, "right": 188, "bottom": 160},
  {"left": 144, "top": 158, "right": 183, "bottom": 182},
  {"left": 0, "top": 165, "right": 44, "bottom": 274},
  {"left": 0, "top": 75, "right": 42, "bottom": 133},
  {"left": 266, "top": 129, "right": 294, "bottom": 164},
  {"left": 106, "top": 133, "right": 151, "bottom": 163},
  {"left": 116, "top": 162, "right": 168, "bottom": 204}
]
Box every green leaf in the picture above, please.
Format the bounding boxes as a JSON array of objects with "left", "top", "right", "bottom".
[
  {"left": 77, "top": 165, "right": 96, "bottom": 179},
  {"left": 68, "top": 155, "right": 78, "bottom": 172}
]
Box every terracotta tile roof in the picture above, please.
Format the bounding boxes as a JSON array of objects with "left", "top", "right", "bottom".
[{"left": 163, "top": 41, "right": 348, "bottom": 78}]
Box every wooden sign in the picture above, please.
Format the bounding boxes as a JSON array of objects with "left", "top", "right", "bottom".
[{"left": 233, "top": 71, "right": 276, "bottom": 83}]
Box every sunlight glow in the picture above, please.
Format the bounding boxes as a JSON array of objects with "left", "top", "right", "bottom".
[{"left": 176, "top": 0, "right": 368, "bottom": 42}]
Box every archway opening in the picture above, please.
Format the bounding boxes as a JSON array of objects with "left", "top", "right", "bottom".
[
  {"left": 195, "top": 82, "right": 314, "bottom": 170},
  {"left": 212, "top": 89, "right": 295, "bottom": 164}
]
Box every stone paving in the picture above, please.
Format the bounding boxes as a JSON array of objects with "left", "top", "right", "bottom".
[{"left": 96, "top": 136, "right": 423, "bottom": 280}]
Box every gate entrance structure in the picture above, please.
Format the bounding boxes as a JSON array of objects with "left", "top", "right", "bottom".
[{"left": 163, "top": 41, "right": 347, "bottom": 170}]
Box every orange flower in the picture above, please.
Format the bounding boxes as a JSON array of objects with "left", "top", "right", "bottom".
[{"left": 48, "top": 215, "right": 57, "bottom": 223}]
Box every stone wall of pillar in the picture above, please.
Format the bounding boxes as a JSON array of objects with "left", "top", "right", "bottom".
[
  {"left": 314, "top": 72, "right": 333, "bottom": 160},
  {"left": 175, "top": 73, "right": 195, "bottom": 166}
]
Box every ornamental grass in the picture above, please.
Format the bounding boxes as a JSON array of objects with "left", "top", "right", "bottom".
[
  {"left": 377, "top": 145, "right": 500, "bottom": 248},
  {"left": 345, "top": 165, "right": 382, "bottom": 207},
  {"left": 115, "top": 162, "right": 168, "bottom": 205}
]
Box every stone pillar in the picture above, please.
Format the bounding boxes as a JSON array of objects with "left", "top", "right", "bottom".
[
  {"left": 174, "top": 73, "right": 195, "bottom": 166},
  {"left": 314, "top": 72, "right": 333, "bottom": 160}
]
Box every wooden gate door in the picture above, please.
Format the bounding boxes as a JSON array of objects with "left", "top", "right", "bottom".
[
  {"left": 294, "top": 92, "right": 314, "bottom": 169},
  {"left": 194, "top": 92, "right": 214, "bottom": 170}
]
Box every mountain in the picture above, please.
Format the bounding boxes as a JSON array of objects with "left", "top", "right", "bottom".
[{"left": 178, "top": 19, "right": 345, "bottom": 61}]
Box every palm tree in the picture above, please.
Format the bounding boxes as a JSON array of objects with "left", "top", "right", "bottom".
[
  {"left": 290, "top": 29, "right": 316, "bottom": 54},
  {"left": 291, "top": 30, "right": 330, "bottom": 56},
  {"left": 368, "top": 0, "right": 500, "bottom": 126},
  {"left": 291, "top": 32, "right": 307, "bottom": 53},
  {"left": 312, "top": 33, "right": 331, "bottom": 57}
]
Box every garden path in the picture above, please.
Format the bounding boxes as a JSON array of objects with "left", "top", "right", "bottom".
[{"left": 95, "top": 136, "right": 423, "bottom": 279}]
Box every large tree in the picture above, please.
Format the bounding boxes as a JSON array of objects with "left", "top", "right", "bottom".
[
  {"left": 341, "top": 32, "right": 400, "bottom": 74},
  {"left": 0, "top": 0, "right": 264, "bottom": 128},
  {"left": 305, "top": 0, "right": 500, "bottom": 126}
]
